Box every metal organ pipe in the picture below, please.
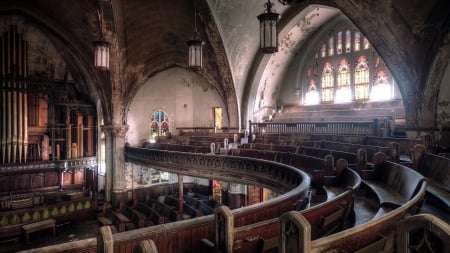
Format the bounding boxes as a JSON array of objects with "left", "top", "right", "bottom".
[{"left": 0, "top": 26, "right": 28, "bottom": 164}]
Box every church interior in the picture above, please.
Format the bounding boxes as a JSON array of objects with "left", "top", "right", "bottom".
[{"left": 0, "top": 0, "right": 449, "bottom": 252}]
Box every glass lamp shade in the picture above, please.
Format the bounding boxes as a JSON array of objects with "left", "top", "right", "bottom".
[
  {"left": 257, "top": 2, "right": 279, "bottom": 54},
  {"left": 94, "top": 40, "right": 110, "bottom": 70},
  {"left": 187, "top": 35, "right": 204, "bottom": 70}
]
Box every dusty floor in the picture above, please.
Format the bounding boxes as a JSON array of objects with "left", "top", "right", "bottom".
[{"left": 0, "top": 219, "right": 99, "bottom": 253}]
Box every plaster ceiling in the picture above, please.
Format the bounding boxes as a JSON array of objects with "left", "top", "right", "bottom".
[{"left": 0, "top": 0, "right": 448, "bottom": 127}]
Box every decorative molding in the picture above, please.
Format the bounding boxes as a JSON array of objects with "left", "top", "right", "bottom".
[{"left": 102, "top": 124, "right": 129, "bottom": 137}]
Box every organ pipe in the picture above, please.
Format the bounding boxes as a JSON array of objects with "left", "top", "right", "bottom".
[
  {"left": 0, "top": 26, "right": 28, "bottom": 164},
  {"left": 1, "top": 34, "right": 6, "bottom": 164}
]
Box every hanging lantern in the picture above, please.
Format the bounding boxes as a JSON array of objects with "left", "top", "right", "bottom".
[
  {"left": 278, "top": 0, "right": 296, "bottom": 5},
  {"left": 257, "top": 0, "right": 279, "bottom": 54},
  {"left": 187, "top": 1, "right": 204, "bottom": 71},
  {"left": 93, "top": 38, "right": 110, "bottom": 70},
  {"left": 187, "top": 31, "right": 204, "bottom": 71}
]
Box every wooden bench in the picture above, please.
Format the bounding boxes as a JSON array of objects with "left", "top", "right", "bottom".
[
  {"left": 360, "top": 152, "right": 426, "bottom": 218},
  {"left": 136, "top": 202, "right": 166, "bottom": 225},
  {"left": 182, "top": 203, "right": 202, "bottom": 219},
  {"left": 122, "top": 206, "right": 148, "bottom": 228},
  {"left": 416, "top": 152, "right": 450, "bottom": 211},
  {"left": 105, "top": 209, "right": 135, "bottom": 232},
  {"left": 22, "top": 218, "right": 56, "bottom": 244}
]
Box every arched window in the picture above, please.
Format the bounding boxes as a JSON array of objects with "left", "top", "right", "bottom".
[
  {"left": 363, "top": 36, "right": 370, "bottom": 49},
  {"left": 305, "top": 79, "right": 319, "bottom": 105},
  {"left": 321, "top": 44, "right": 326, "bottom": 58},
  {"left": 354, "top": 56, "right": 370, "bottom": 100},
  {"left": 345, "top": 30, "right": 351, "bottom": 53},
  {"left": 321, "top": 62, "right": 334, "bottom": 102},
  {"left": 328, "top": 37, "right": 334, "bottom": 56},
  {"left": 149, "top": 109, "right": 170, "bottom": 142},
  {"left": 337, "top": 31, "right": 342, "bottom": 55},
  {"left": 336, "top": 58, "right": 351, "bottom": 103},
  {"left": 354, "top": 31, "right": 361, "bottom": 51},
  {"left": 371, "top": 69, "right": 391, "bottom": 101},
  {"left": 303, "top": 28, "right": 393, "bottom": 105}
]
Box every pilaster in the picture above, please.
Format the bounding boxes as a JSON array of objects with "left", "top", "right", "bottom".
[{"left": 102, "top": 124, "right": 128, "bottom": 208}]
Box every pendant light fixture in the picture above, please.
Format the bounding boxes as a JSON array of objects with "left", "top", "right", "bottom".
[
  {"left": 94, "top": 38, "right": 110, "bottom": 70},
  {"left": 257, "top": 0, "right": 280, "bottom": 54},
  {"left": 94, "top": 7, "right": 110, "bottom": 70},
  {"left": 187, "top": 0, "right": 204, "bottom": 71}
]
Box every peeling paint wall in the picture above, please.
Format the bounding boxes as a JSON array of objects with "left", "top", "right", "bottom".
[{"left": 126, "top": 67, "right": 228, "bottom": 146}]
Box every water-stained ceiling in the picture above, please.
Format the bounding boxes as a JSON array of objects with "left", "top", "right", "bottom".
[{"left": 0, "top": 0, "right": 448, "bottom": 127}]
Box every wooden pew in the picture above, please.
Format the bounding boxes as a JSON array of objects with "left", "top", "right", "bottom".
[
  {"left": 105, "top": 209, "right": 135, "bottom": 232},
  {"left": 233, "top": 167, "right": 361, "bottom": 251},
  {"left": 318, "top": 140, "right": 391, "bottom": 163},
  {"left": 136, "top": 202, "right": 166, "bottom": 225},
  {"left": 415, "top": 150, "right": 450, "bottom": 211},
  {"left": 22, "top": 218, "right": 55, "bottom": 244},
  {"left": 181, "top": 203, "right": 202, "bottom": 219},
  {"left": 360, "top": 152, "right": 426, "bottom": 218},
  {"left": 122, "top": 206, "right": 149, "bottom": 228}
]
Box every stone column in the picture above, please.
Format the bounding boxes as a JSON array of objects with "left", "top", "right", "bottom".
[{"left": 102, "top": 124, "right": 128, "bottom": 208}]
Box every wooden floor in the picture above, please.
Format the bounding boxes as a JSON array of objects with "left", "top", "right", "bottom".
[{"left": 2, "top": 195, "right": 448, "bottom": 253}]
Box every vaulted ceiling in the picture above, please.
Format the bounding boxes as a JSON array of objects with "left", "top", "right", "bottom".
[{"left": 0, "top": 0, "right": 449, "bottom": 127}]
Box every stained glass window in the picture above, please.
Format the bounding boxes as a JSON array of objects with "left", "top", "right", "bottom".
[
  {"left": 354, "top": 56, "right": 369, "bottom": 100},
  {"left": 321, "top": 62, "right": 334, "bottom": 102},
  {"left": 345, "top": 30, "right": 351, "bottom": 53},
  {"left": 363, "top": 36, "right": 370, "bottom": 49},
  {"left": 302, "top": 28, "right": 393, "bottom": 105},
  {"left": 321, "top": 44, "right": 326, "bottom": 58},
  {"left": 336, "top": 58, "right": 351, "bottom": 102},
  {"left": 328, "top": 37, "right": 334, "bottom": 56},
  {"left": 371, "top": 69, "right": 391, "bottom": 100},
  {"left": 305, "top": 79, "right": 319, "bottom": 105},
  {"left": 337, "top": 31, "right": 342, "bottom": 55},
  {"left": 150, "top": 109, "right": 170, "bottom": 142},
  {"left": 354, "top": 31, "right": 360, "bottom": 51}
]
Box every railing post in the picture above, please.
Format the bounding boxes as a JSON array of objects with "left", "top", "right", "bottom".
[
  {"left": 279, "top": 211, "right": 311, "bottom": 253},
  {"left": 215, "top": 205, "right": 234, "bottom": 253},
  {"left": 133, "top": 239, "right": 159, "bottom": 253},
  {"left": 396, "top": 214, "right": 450, "bottom": 253},
  {"left": 248, "top": 120, "right": 252, "bottom": 143},
  {"left": 373, "top": 118, "right": 379, "bottom": 136},
  {"left": 97, "top": 225, "right": 113, "bottom": 253}
]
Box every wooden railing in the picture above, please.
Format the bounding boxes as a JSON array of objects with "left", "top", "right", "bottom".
[
  {"left": 249, "top": 119, "right": 381, "bottom": 137},
  {"left": 125, "top": 147, "right": 309, "bottom": 194},
  {"left": 0, "top": 156, "right": 97, "bottom": 174}
]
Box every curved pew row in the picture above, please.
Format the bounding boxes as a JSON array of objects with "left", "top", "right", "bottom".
[
  {"left": 109, "top": 147, "right": 311, "bottom": 252},
  {"left": 231, "top": 167, "right": 361, "bottom": 252},
  {"left": 277, "top": 212, "right": 450, "bottom": 253},
  {"left": 22, "top": 146, "right": 316, "bottom": 253},
  {"left": 113, "top": 154, "right": 424, "bottom": 253},
  {"left": 27, "top": 145, "right": 427, "bottom": 253},
  {"left": 412, "top": 144, "right": 450, "bottom": 212},
  {"left": 309, "top": 160, "right": 426, "bottom": 253},
  {"left": 259, "top": 133, "right": 422, "bottom": 159},
  {"left": 212, "top": 158, "right": 426, "bottom": 253}
]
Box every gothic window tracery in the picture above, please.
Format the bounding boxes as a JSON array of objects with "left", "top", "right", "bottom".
[
  {"left": 336, "top": 58, "right": 351, "bottom": 102},
  {"left": 302, "top": 28, "right": 393, "bottom": 105},
  {"left": 354, "top": 56, "right": 370, "bottom": 100},
  {"left": 150, "top": 110, "right": 170, "bottom": 142},
  {"left": 371, "top": 69, "right": 391, "bottom": 101},
  {"left": 321, "top": 62, "right": 334, "bottom": 102}
]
